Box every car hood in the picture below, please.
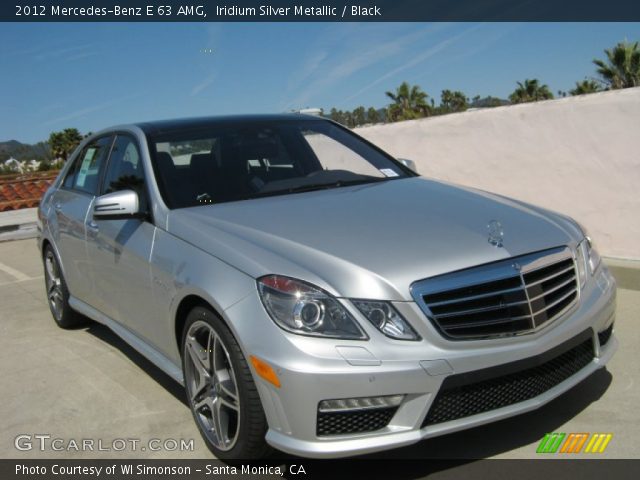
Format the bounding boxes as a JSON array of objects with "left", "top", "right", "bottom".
[{"left": 167, "top": 177, "right": 579, "bottom": 301}]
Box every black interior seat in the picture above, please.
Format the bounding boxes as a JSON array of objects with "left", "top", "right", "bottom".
[
  {"left": 190, "top": 152, "right": 219, "bottom": 204},
  {"left": 155, "top": 152, "right": 192, "bottom": 208}
]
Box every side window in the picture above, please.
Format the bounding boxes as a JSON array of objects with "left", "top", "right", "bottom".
[
  {"left": 71, "top": 136, "right": 113, "bottom": 195},
  {"left": 62, "top": 155, "right": 80, "bottom": 189},
  {"left": 102, "top": 135, "right": 145, "bottom": 195},
  {"left": 101, "top": 135, "right": 148, "bottom": 213}
]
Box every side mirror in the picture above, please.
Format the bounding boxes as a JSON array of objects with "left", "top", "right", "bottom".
[
  {"left": 398, "top": 158, "right": 418, "bottom": 174},
  {"left": 94, "top": 190, "right": 142, "bottom": 220}
]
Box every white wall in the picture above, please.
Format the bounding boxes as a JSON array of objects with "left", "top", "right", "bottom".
[{"left": 355, "top": 87, "right": 640, "bottom": 260}]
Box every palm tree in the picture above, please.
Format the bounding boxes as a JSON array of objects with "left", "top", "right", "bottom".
[
  {"left": 440, "top": 89, "right": 469, "bottom": 113},
  {"left": 48, "top": 128, "right": 83, "bottom": 161},
  {"left": 352, "top": 106, "right": 366, "bottom": 126},
  {"left": 570, "top": 79, "right": 603, "bottom": 96},
  {"left": 366, "top": 107, "right": 380, "bottom": 124},
  {"left": 593, "top": 41, "right": 640, "bottom": 89},
  {"left": 509, "top": 79, "right": 554, "bottom": 104},
  {"left": 385, "top": 81, "right": 430, "bottom": 121}
]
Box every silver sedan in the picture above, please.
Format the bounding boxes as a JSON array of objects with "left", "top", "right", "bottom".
[{"left": 38, "top": 114, "right": 617, "bottom": 459}]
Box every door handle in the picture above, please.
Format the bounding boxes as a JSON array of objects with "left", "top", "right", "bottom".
[
  {"left": 87, "top": 220, "right": 99, "bottom": 232},
  {"left": 53, "top": 203, "right": 62, "bottom": 212}
]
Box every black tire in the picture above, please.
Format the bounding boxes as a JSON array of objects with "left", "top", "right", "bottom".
[
  {"left": 43, "top": 244, "right": 85, "bottom": 329},
  {"left": 181, "top": 306, "right": 272, "bottom": 460}
]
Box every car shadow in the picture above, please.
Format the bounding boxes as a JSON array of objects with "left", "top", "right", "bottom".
[
  {"left": 83, "top": 322, "right": 188, "bottom": 407},
  {"left": 80, "top": 321, "right": 612, "bottom": 478},
  {"left": 366, "top": 367, "right": 612, "bottom": 461},
  {"left": 280, "top": 368, "right": 613, "bottom": 479}
]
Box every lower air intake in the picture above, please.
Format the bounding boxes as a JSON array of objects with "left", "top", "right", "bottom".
[
  {"left": 422, "top": 329, "right": 595, "bottom": 427},
  {"left": 316, "top": 407, "right": 397, "bottom": 437},
  {"left": 598, "top": 323, "right": 613, "bottom": 347}
]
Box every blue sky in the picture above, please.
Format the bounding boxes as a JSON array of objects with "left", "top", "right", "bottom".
[{"left": 1, "top": 22, "right": 639, "bottom": 143}]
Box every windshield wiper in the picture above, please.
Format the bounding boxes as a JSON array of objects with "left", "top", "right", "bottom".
[{"left": 246, "top": 178, "right": 385, "bottom": 199}]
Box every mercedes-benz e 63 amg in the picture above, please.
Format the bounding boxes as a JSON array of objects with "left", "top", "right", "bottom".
[{"left": 38, "top": 114, "right": 616, "bottom": 459}]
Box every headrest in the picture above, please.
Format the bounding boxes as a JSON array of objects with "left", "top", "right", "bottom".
[
  {"left": 156, "top": 152, "right": 175, "bottom": 172},
  {"left": 190, "top": 153, "right": 212, "bottom": 168},
  {"left": 239, "top": 139, "right": 278, "bottom": 160},
  {"left": 190, "top": 153, "right": 216, "bottom": 178}
]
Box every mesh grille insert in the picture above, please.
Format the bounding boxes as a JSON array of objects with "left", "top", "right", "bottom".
[
  {"left": 422, "top": 330, "right": 595, "bottom": 427},
  {"left": 316, "top": 407, "right": 397, "bottom": 437}
]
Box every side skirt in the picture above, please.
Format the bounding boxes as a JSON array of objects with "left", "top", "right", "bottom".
[{"left": 69, "top": 296, "right": 185, "bottom": 385}]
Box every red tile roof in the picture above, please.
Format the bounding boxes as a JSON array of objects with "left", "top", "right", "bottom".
[{"left": 0, "top": 172, "right": 59, "bottom": 212}]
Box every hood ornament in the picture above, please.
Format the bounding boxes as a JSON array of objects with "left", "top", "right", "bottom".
[{"left": 487, "top": 220, "right": 504, "bottom": 248}]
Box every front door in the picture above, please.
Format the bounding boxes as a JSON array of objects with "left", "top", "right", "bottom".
[{"left": 84, "top": 134, "right": 157, "bottom": 336}]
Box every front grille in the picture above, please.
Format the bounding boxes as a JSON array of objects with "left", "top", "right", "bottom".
[
  {"left": 412, "top": 247, "right": 579, "bottom": 339},
  {"left": 422, "top": 329, "right": 595, "bottom": 427},
  {"left": 598, "top": 323, "right": 613, "bottom": 347},
  {"left": 316, "top": 407, "right": 397, "bottom": 437}
]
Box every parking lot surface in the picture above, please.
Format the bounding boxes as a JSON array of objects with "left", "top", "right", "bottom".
[{"left": 1, "top": 238, "right": 638, "bottom": 460}]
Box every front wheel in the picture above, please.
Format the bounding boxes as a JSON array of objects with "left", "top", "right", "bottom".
[{"left": 181, "top": 306, "right": 272, "bottom": 460}]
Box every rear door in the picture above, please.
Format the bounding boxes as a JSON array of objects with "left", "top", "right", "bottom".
[
  {"left": 50, "top": 135, "right": 113, "bottom": 304},
  {"left": 85, "top": 134, "right": 157, "bottom": 333}
]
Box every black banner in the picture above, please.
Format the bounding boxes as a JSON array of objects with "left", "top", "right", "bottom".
[
  {"left": 4, "top": 0, "right": 640, "bottom": 22},
  {"left": 3, "top": 459, "right": 640, "bottom": 480}
]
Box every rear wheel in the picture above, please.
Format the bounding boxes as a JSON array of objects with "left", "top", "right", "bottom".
[
  {"left": 43, "top": 245, "right": 84, "bottom": 329},
  {"left": 181, "top": 306, "right": 272, "bottom": 460}
]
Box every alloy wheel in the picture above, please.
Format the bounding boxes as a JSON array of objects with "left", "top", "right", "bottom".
[
  {"left": 184, "top": 320, "right": 241, "bottom": 451},
  {"left": 45, "top": 250, "right": 64, "bottom": 322}
]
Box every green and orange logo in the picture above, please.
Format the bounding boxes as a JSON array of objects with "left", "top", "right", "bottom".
[{"left": 537, "top": 433, "right": 613, "bottom": 454}]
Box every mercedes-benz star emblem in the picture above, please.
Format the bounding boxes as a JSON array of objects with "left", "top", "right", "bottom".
[{"left": 487, "top": 220, "right": 504, "bottom": 247}]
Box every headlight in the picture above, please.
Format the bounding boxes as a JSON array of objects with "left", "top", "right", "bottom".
[
  {"left": 352, "top": 300, "right": 420, "bottom": 341},
  {"left": 576, "top": 235, "right": 602, "bottom": 288},
  {"left": 576, "top": 240, "right": 587, "bottom": 288},
  {"left": 585, "top": 236, "right": 602, "bottom": 274},
  {"left": 257, "top": 275, "right": 367, "bottom": 340}
]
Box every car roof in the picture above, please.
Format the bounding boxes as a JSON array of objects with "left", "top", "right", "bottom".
[{"left": 131, "top": 113, "right": 326, "bottom": 136}]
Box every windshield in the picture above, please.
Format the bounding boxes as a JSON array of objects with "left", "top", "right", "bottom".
[{"left": 148, "top": 119, "right": 411, "bottom": 209}]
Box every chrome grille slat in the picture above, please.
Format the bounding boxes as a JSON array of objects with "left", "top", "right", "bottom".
[
  {"left": 435, "top": 299, "right": 530, "bottom": 318},
  {"left": 411, "top": 247, "right": 579, "bottom": 340},
  {"left": 425, "top": 286, "right": 523, "bottom": 308},
  {"left": 443, "top": 314, "right": 532, "bottom": 330},
  {"left": 531, "top": 288, "right": 577, "bottom": 316},
  {"left": 524, "top": 265, "right": 574, "bottom": 287},
  {"left": 528, "top": 276, "right": 575, "bottom": 302}
]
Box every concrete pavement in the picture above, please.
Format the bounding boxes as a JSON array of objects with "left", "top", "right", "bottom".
[{"left": 0, "top": 238, "right": 638, "bottom": 460}]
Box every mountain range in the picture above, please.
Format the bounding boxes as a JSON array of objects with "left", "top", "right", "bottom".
[{"left": 0, "top": 140, "right": 50, "bottom": 162}]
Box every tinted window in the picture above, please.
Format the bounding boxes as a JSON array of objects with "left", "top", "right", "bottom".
[
  {"left": 102, "top": 136, "right": 145, "bottom": 193},
  {"left": 62, "top": 156, "right": 79, "bottom": 189},
  {"left": 148, "top": 120, "right": 408, "bottom": 209},
  {"left": 68, "top": 136, "right": 113, "bottom": 195},
  {"left": 101, "top": 135, "right": 148, "bottom": 212}
]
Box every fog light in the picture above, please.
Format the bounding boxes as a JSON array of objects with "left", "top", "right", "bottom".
[{"left": 318, "top": 394, "right": 404, "bottom": 412}]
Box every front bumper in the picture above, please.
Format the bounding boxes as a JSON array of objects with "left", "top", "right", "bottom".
[{"left": 223, "top": 263, "right": 617, "bottom": 458}]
